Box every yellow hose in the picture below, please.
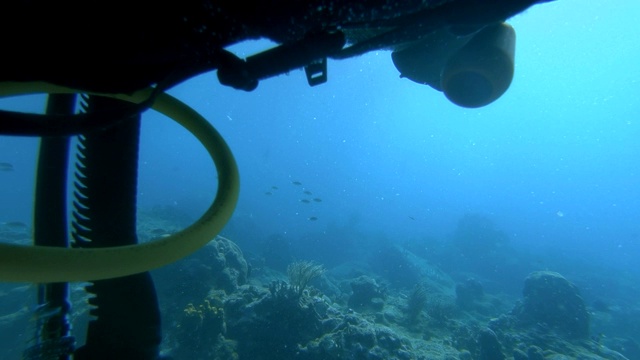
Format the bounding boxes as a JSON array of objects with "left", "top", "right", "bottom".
[{"left": 0, "top": 82, "right": 240, "bottom": 283}]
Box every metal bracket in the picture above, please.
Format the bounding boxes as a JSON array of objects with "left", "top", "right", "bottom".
[{"left": 304, "top": 58, "right": 328, "bottom": 86}]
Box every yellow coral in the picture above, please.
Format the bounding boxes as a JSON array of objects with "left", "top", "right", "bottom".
[{"left": 183, "top": 300, "right": 222, "bottom": 324}]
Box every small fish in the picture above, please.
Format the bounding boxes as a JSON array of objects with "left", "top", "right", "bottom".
[
  {"left": 265, "top": 191, "right": 273, "bottom": 195},
  {"left": 271, "top": 186, "right": 279, "bottom": 190},
  {"left": 312, "top": 198, "right": 322, "bottom": 202},
  {"left": 0, "top": 162, "right": 14, "bottom": 171},
  {"left": 408, "top": 216, "right": 415, "bottom": 221},
  {"left": 292, "top": 181, "right": 302, "bottom": 186},
  {"left": 300, "top": 199, "right": 311, "bottom": 204},
  {"left": 150, "top": 228, "right": 167, "bottom": 235},
  {"left": 308, "top": 216, "right": 318, "bottom": 221},
  {"left": 303, "top": 190, "right": 312, "bottom": 195}
]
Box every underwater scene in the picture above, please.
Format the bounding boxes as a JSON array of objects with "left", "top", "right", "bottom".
[{"left": 1, "top": 0, "right": 640, "bottom": 359}]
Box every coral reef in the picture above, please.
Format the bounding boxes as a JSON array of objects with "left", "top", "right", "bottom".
[
  {"left": 222, "top": 282, "right": 417, "bottom": 360},
  {"left": 2, "top": 218, "right": 633, "bottom": 360},
  {"left": 348, "top": 275, "right": 387, "bottom": 312},
  {"left": 298, "top": 314, "right": 414, "bottom": 360},
  {"left": 513, "top": 271, "right": 590, "bottom": 338},
  {"left": 424, "top": 294, "right": 456, "bottom": 325},
  {"left": 224, "top": 282, "right": 324, "bottom": 360},
  {"left": 287, "top": 260, "right": 325, "bottom": 296},
  {"left": 153, "top": 234, "right": 249, "bottom": 318},
  {"left": 159, "top": 245, "right": 626, "bottom": 360},
  {"left": 170, "top": 299, "right": 229, "bottom": 359},
  {"left": 208, "top": 236, "right": 249, "bottom": 294},
  {"left": 406, "top": 283, "right": 428, "bottom": 325}
]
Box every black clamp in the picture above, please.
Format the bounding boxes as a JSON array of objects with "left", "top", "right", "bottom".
[{"left": 217, "top": 31, "right": 345, "bottom": 91}]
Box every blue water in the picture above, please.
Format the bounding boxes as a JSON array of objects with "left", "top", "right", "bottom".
[
  {"left": 1, "top": 0, "right": 639, "bottom": 357},
  {"left": 1, "top": 0, "right": 638, "bottom": 273},
  {"left": 142, "top": 0, "right": 638, "bottom": 272}
]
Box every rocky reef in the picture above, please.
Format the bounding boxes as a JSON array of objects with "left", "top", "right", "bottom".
[
  {"left": 514, "top": 271, "right": 590, "bottom": 339},
  {"left": 1, "top": 212, "right": 637, "bottom": 360},
  {"left": 153, "top": 234, "right": 631, "bottom": 360},
  {"left": 348, "top": 275, "right": 387, "bottom": 312}
]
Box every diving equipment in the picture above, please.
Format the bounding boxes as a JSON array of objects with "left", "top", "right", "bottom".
[
  {"left": 0, "top": 82, "right": 240, "bottom": 282},
  {"left": 441, "top": 23, "right": 516, "bottom": 108},
  {"left": 392, "top": 22, "right": 516, "bottom": 108}
]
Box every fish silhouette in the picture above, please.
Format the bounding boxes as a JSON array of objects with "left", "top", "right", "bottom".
[{"left": 0, "top": 162, "right": 14, "bottom": 171}]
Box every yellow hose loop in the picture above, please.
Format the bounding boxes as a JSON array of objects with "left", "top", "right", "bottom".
[{"left": 0, "top": 82, "right": 240, "bottom": 283}]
